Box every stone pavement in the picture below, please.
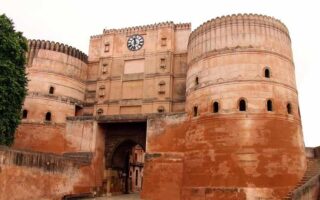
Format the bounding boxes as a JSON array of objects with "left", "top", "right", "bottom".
[{"left": 84, "top": 193, "right": 140, "bottom": 200}]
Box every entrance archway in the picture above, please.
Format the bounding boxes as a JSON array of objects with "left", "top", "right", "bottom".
[
  {"left": 101, "top": 121, "right": 146, "bottom": 196},
  {"left": 111, "top": 140, "right": 144, "bottom": 194}
]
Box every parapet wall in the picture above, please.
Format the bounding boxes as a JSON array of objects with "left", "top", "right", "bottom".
[
  {"left": 90, "top": 21, "right": 191, "bottom": 39},
  {"left": 0, "top": 146, "right": 93, "bottom": 200},
  {"left": 188, "top": 14, "right": 292, "bottom": 64},
  {"left": 0, "top": 145, "right": 91, "bottom": 172},
  {"left": 28, "top": 39, "right": 88, "bottom": 63}
]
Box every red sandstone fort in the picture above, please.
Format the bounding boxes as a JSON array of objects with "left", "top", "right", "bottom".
[{"left": 0, "top": 14, "right": 319, "bottom": 200}]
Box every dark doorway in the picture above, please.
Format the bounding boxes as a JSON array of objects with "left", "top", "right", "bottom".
[
  {"left": 45, "top": 112, "right": 51, "bottom": 121},
  {"left": 75, "top": 105, "right": 83, "bottom": 116},
  {"left": 213, "top": 101, "right": 219, "bottom": 113},
  {"left": 239, "top": 99, "right": 247, "bottom": 111}
]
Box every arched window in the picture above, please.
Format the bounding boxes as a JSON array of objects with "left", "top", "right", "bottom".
[
  {"left": 49, "top": 86, "right": 55, "bottom": 94},
  {"left": 97, "top": 109, "right": 103, "bottom": 115},
  {"left": 213, "top": 101, "right": 219, "bottom": 113},
  {"left": 195, "top": 76, "right": 199, "bottom": 86},
  {"left": 159, "top": 81, "right": 165, "bottom": 86},
  {"left": 45, "top": 112, "right": 51, "bottom": 121},
  {"left": 22, "top": 109, "right": 28, "bottom": 119},
  {"left": 239, "top": 99, "right": 246, "bottom": 111},
  {"left": 157, "top": 106, "right": 165, "bottom": 113},
  {"left": 193, "top": 106, "right": 198, "bottom": 117},
  {"left": 267, "top": 99, "right": 273, "bottom": 111},
  {"left": 264, "top": 68, "right": 270, "bottom": 78},
  {"left": 287, "top": 103, "right": 292, "bottom": 114}
]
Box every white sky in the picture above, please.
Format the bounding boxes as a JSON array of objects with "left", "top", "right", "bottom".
[{"left": 1, "top": 0, "right": 319, "bottom": 147}]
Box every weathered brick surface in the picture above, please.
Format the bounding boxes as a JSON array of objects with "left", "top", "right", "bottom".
[{"left": 0, "top": 146, "right": 92, "bottom": 200}]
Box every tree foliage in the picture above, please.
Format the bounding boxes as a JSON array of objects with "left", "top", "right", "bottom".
[{"left": 0, "top": 14, "right": 28, "bottom": 146}]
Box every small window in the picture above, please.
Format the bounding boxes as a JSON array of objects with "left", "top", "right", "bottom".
[
  {"left": 99, "top": 86, "right": 105, "bottom": 97},
  {"left": 158, "top": 81, "right": 166, "bottom": 94},
  {"left": 102, "top": 64, "right": 108, "bottom": 74},
  {"left": 159, "top": 81, "right": 165, "bottom": 86},
  {"left": 193, "top": 106, "right": 198, "bottom": 117},
  {"left": 267, "top": 99, "right": 273, "bottom": 111},
  {"left": 160, "top": 58, "right": 166, "bottom": 69},
  {"left": 104, "top": 43, "right": 110, "bottom": 52},
  {"left": 161, "top": 37, "right": 167, "bottom": 46},
  {"left": 97, "top": 109, "right": 104, "bottom": 115},
  {"left": 45, "top": 112, "right": 51, "bottom": 121},
  {"left": 49, "top": 86, "right": 54, "bottom": 94},
  {"left": 239, "top": 99, "right": 246, "bottom": 111},
  {"left": 287, "top": 103, "right": 292, "bottom": 114},
  {"left": 264, "top": 68, "right": 270, "bottom": 78},
  {"left": 195, "top": 77, "right": 199, "bottom": 86},
  {"left": 22, "top": 109, "right": 28, "bottom": 119},
  {"left": 157, "top": 106, "right": 165, "bottom": 113},
  {"left": 213, "top": 101, "right": 219, "bottom": 113}
]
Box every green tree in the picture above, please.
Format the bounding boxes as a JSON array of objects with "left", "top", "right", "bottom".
[{"left": 0, "top": 14, "right": 28, "bottom": 146}]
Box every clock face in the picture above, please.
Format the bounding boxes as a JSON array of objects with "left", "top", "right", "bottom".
[{"left": 127, "top": 35, "right": 144, "bottom": 51}]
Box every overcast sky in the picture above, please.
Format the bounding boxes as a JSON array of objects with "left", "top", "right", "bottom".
[{"left": 1, "top": 0, "right": 319, "bottom": 147}]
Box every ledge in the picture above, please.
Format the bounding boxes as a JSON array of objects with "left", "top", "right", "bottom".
[{"left": 27, "top": 92, "right": 84, "bottom": 106}]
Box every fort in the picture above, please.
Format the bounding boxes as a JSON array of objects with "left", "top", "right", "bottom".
[{"left": 0, "top": 13, "right": 319, "bottom": 200}]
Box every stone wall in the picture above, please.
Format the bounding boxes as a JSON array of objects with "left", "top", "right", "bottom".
[
  {"left": 2, "top": 117, "right": 107, "bottom": 200},
  {"left": 0, "top": 146, "right": 92, "bottom": 200}
]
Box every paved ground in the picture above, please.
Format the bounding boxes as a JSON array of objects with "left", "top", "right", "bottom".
[{"left": 84, "top": 193, "right": 140, "bottom": 200}]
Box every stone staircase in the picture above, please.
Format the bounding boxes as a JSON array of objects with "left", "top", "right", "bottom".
[{"left": 283, "top": 159, "right": 320, "bottom": 199}]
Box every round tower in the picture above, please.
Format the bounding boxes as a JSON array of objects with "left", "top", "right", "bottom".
[
  {"left": 183, "top": 14, "right": 306, "bottom": 198},
  {"left": 14, "top": 40, "right": 88, "bottom": 152}
]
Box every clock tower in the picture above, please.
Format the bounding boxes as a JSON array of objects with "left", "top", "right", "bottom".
[{"left": 87, "top": 22, "right": 191, "bottom": 116}]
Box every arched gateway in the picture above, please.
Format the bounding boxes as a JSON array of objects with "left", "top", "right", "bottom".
[{"left": 100, "top": 121, "right": 146, "bottom": 196}]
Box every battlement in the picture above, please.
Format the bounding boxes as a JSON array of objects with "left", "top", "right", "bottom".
[
  {"left": 189, "top": 13, "right": 289, "bottom": 40},
  {"left": 28, "top": 39, "right": 88, "bottom": 63},
  {"left": 187, "top": 13, "right": 292, "bottom": 63},
  {"left": 90, "top": 21, "right": 191, "bottom": 39}
]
